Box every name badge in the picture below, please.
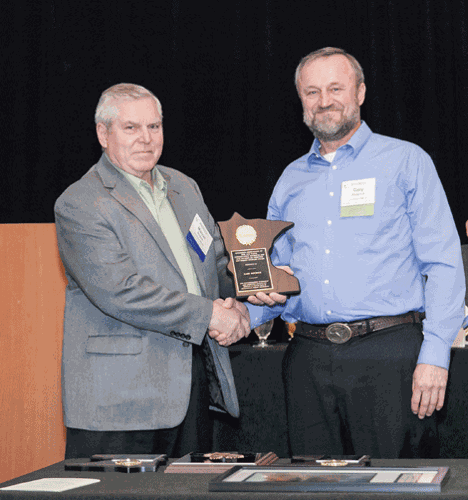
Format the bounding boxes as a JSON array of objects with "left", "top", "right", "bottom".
[
  {"left": 186, "top": 214, "right": 213, "bottom": 262},
  {"left": 340, "top": 178, "right": 376, "bottom": 217}
]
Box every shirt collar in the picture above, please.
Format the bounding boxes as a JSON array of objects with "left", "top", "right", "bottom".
[
  {"left": 308, "top": 121, "right": 372, "bottom": 162},
  {"left": 151, "top": 167, "right": 168, "bottom": 195},
  {"left": 106, "top": 153, "right": 167, "bottom": 196}
]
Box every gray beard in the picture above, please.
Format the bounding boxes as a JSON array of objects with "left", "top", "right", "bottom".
[{"left": 304, "top": 107, "right": 360, "bottom": 143}]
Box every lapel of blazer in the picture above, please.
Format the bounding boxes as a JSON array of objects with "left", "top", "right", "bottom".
[
  {"left": 95, "top": 155, "right": 207, "bottom": 296},
  {"left": 95, "top": 154, "right": 183, "bottom": 279},
  {"left": 162, "top": 169, "right": 208, "bottom": 298}
]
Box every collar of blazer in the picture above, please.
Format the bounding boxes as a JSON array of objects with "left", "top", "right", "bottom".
[{"left": 94, "top": 154, "right": 208, "bottom": 297}]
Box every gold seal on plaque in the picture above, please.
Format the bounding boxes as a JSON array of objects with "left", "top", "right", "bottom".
[
  {"left": 114, "top": 459, "right": 142, "bottom": 466},
  {"left": 203, "top": 452, "right": 245, "bottom": 461},
  {"left": 320, "top": 459, "right": 348, "bottom": 467},
  {"left": 235, "top": 225, "right": 257, "bottom": 245}
]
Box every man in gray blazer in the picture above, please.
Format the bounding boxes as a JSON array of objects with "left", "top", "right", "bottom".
[{"left": 55, "top": 83, "right": 250, "bottom": 458}]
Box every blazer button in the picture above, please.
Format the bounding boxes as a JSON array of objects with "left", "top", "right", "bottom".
[
  {"left": 170, "top": 331, "right": 176, "bottom": 336},
  {"left": 183, "top": 342, "right": 190, "bottom": 347}
]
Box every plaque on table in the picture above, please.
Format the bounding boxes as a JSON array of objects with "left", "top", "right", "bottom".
[
  {"left": 218, "top": 212, "right": 300, "bottom": 298},
  {"left": 64, "top": 454, "right": 167, "bottom": 473},
  {"left": 164, "top": 451, "right": 278, "bottom": 474},
  {"left": 209, "top": 465, "right": 450, "bottom": 493},
  {"left": 291, "top": 455, "right": 371, "bottom": 467}
]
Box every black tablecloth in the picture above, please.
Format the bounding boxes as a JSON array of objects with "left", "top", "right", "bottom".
[
  {"left": 213, "top": 343, "right": 468, "bottom": 459},
  {"left": 213, "top": 343, "right": 289, "bottom": 456},
  {"left": 436, "top": 348, "right": 468, "bottom": 457},
  {"left": 1, "top": 459, "right": 468, "bottom": 499}
]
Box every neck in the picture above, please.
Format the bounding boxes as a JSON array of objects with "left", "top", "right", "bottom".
[
  {"left": 319, "top": 120, "right": 361, "bottom": 155},
  {"left": 141, "top": 172, "right": 154, "bottom": 188}
]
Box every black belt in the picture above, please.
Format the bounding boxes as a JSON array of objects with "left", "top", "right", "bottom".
[{"left": 289, "top": 311, "right": 425, "bottom": 344}]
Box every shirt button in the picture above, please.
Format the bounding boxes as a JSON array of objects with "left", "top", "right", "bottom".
[
  {"left": 324, "top": 279, "right": 329, "bottom": 285},
  {"left": 327, "top": 220, "right": 332, "bottom": 225},
  {"left": 332, "top": 165, "right": 337, "bottom": 170},
  {"left": 326, "top": 310, "right": 332, "bottom": 315},
  {"left": 329, "top": 192, "right": 334, "bottom": 197},
  {"left": 325, "top": 249, "right": 330, "bottom": 254}
]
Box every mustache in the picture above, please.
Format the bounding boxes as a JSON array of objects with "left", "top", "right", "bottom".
[{"left": 316, "top": 104, "right": 343, "bottom": 113}]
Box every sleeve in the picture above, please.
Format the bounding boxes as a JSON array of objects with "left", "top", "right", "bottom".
[
  {"left": 245, "top": 181, "right": 288, "bottom": 330},
  {"left": 406, "top": 148, "right": 465, "bottom": 369},
  {"left": 214, "top": 224, "right": 237, "bottom": 300},
  {"left": 267, "top": 182, "right": 294, "bottom": 268}
]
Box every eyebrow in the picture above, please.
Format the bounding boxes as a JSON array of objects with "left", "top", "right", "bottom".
[
  {"left": 304, "top": 82, "right": 345, "bottom": 89},
  {"left": 121, "top": 120, "right": 162, "bottom": 126}
]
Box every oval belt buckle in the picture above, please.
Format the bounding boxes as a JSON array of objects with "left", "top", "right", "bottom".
[{"left": 325, "top": 323, "right": 352, "bottom": 344}]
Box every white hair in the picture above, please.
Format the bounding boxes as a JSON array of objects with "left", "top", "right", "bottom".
[{"left": 95, "top": 83, "right": 163, "bottom": 128}]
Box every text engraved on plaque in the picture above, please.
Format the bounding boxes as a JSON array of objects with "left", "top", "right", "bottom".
[{"left": 231, "top": 248, "right": 273, "bottom": 294}]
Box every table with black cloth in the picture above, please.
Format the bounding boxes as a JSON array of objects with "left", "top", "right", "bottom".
[
  {"left": 1, "top": 458, "right": 468, "bottom": 499},
  {"left": 213, "top": 343, "right": 468, "bottom": 459},
  {"left": 212, "top": 343, "right": 289, "bottom": 457}
]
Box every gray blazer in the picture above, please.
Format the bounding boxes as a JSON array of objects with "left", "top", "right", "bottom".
[{"left": 55, "top": 154, "right": 239, "bottom": 431}]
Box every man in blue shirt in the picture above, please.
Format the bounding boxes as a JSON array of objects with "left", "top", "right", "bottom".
[{"left": 246, "top": 47, "right": 465, "bottom": 458}]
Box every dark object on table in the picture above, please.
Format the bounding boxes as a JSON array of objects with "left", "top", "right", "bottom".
[
  {"left": 164, "top": 451, "right": 278, "bottom": 473},
  {"left": 291, "top": 454, "right": 371, "bottom": 467},
  {"left": 64, "top": 454, "right": 167, "bottom": 473}
]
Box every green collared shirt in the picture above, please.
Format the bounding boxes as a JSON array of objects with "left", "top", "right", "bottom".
[{"left": 115, "top": 162, "right": 202, "bottom": 296}]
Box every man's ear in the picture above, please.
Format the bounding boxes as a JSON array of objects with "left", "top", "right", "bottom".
[
  {"left": 96, "top": 123, "right": 109, "bottom": 149},
  {"left": 357, "top": 82, "right": 366, "bottom": 106}
]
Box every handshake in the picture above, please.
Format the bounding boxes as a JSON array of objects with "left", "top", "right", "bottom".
[
  {"left": 208, "top": 267, "right": 293, "bottom": 347},
  {"left": 208, "top": 297, "right": 251, "bottom": 347}
]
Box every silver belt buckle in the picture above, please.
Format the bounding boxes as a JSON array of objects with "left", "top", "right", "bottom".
[{"left": 325, "top": 323, "right": 352, "bottom": 344}]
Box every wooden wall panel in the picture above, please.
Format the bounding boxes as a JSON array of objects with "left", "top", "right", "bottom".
[{"left": 0, "top": 224, "right": 67, "bottom": 483}]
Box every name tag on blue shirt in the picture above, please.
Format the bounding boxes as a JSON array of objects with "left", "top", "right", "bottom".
[
  {"left": 186, "top": 214, "right": 213, "bottom": 262},
  {"left": 341, "top": 178, "right": 376, "bottom": 217}
]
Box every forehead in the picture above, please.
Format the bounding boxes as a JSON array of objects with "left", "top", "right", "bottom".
[
  {"left": 115, "top": 97, "right": 161, "bottom": 122},
  {"left": 299, "top": 54, "right": 356, "bottom": 88}
]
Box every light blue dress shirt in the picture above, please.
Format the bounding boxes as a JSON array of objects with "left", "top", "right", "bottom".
[{"left": 247, "top": 122, "right": 465, "bottom": 369}]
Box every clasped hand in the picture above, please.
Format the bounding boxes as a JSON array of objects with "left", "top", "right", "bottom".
[
  {"left": 208, "top": 298, "right": 251, "bottom": 346},
  {"left": 208, "top": 266, "right": 294, "bottom": 346}
]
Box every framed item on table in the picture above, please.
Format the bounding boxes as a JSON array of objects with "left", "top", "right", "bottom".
[{"left": 209, "top": 465, "right": 449, "bottom": 493}]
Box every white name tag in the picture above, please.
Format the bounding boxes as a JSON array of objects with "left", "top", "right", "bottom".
[
  {"left": 340, "top": 178, "right": 376, "bottom": 217},
  {"left": 186, "top": 214, "right": 213, "bottom": 262}
]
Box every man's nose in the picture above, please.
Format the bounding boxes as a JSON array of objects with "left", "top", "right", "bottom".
[
  {"left": 139, "top": 127, "right": 151, "bottom": 143},
  {"left": 319, "top": 92, "right": 332, "bottom": 108}
]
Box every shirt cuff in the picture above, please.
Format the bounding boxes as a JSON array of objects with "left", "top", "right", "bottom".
[
  {"left": 246, "top": 302, "right": 284, "bottom": 330},
  {"left": 417, "top": 332, "right": 452, "bottom": 370}
]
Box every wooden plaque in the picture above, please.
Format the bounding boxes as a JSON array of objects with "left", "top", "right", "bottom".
[{"left": 218, "top": 213, "right": 300, "bottom": 299}]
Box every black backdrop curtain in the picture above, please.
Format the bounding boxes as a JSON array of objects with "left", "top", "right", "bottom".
[{"left": 2, "top": 0, "right": 468, "bottom": 243}]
